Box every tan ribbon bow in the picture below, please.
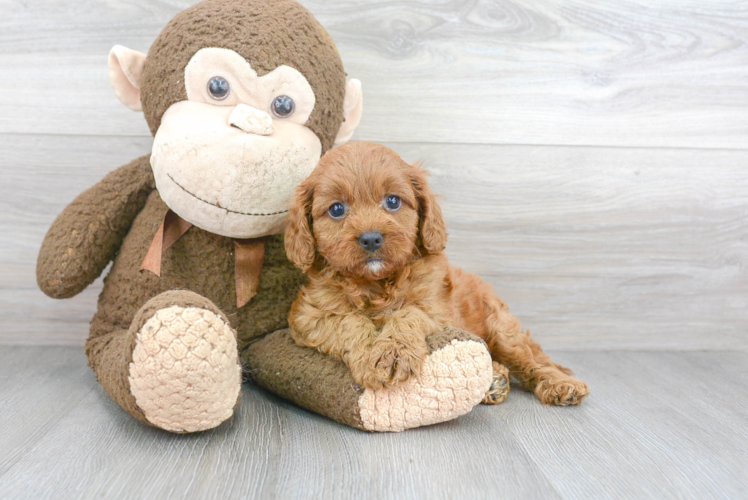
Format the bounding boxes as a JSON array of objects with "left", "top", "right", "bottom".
[{"left": 140, "top": 210, "right": 265, "bottom": 308}]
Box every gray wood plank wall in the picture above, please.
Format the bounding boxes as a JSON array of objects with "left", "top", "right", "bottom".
[{"left": 1, "top": 0, "right": 746, "bottom": 349}]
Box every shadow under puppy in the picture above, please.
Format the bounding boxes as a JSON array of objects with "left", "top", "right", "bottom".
[{"left": 285, "top": 141, "right": 588, "bottom": 406}]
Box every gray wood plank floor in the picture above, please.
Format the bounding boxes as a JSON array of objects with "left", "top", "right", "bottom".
[{"left": 0, "top": 346, "right": 746, "bottom": 500}]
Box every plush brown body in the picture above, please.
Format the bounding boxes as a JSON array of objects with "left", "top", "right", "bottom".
[
  {"left": 38, "top": 154, "right": 305, "bottom": 423},
  {"left": 286, "top": 142, "right": 589, "bottom": 405},
  {"left": 86, "top": 161, "right": 303, "bottom": 352},
  {"left": 35, "top": 0, "right": 354, "bottom": 430}
]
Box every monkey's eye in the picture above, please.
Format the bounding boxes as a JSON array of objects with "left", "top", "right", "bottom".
[
  {"left": 328, "top": 202, "right": 346, "bottom": 219},
  {"left": 207, "top": 76, "right": 230, "bottom": 100},
  {"left": 271, "top": 95, "right": 295, "bottom": 118},
  {"left": 384, "top": 195, "right": 402, "bottom": 211}
]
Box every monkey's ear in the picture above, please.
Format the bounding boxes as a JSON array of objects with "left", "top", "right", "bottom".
[
  {"left": 108, "top": 45, "right": 147, "bottom": 112},
  {"left": 334, "top": 79, "right": 363, "bottom": 147},
  {"left": 411, "top": 163, "right": 447, "bottom": 255},
  {"left": 284, "top": 178, "right": 317, "bottom": 272}
]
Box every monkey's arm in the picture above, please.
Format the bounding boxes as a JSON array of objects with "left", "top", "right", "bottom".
[{"left": 37, "top": 155, "right": 155, "bottom": 299}]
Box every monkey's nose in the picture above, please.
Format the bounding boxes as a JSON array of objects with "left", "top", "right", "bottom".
[
  {"left": 228, "top": 104, "right": 274, "bottom": 136},
  {"left": 358, "top": 232, "right": 383, "bottom": 252}
]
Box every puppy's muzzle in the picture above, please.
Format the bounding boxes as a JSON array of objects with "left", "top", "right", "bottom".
[{"left": 358, "top": 231, "right": 383, "bottom": 252}]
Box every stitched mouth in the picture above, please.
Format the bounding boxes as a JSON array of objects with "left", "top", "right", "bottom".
[{"left": 167, "top": 173, "right": 289, "bottom": 217}]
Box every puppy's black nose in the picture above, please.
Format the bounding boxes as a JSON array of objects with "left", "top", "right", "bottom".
[{"left": 358, "top": 231, "right": 383, "bottom": 252}]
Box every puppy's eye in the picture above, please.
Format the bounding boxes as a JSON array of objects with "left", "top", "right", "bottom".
[
  {"left": 384, "top": 195, "right": 402, "bottom": 211},
  {"left": 328, "top": 202, "right": 346, "bottom": 219},
  {"left": 271, "top": 95, "right": 295, "bottom": 118},
  {"left": 207, "top": 76, "right": 230, "bottom": 100}
]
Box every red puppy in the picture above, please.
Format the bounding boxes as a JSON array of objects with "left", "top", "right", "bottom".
[{"left": 285, "top": 142, "right": 588, "bottom": 406}]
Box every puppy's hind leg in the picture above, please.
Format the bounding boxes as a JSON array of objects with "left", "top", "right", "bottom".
[
  {"left": 481, "top": 296, "right": 588, "bottom": 406},
  {"left": 481, "top": 361, "right": 510, "bottom": 405}
]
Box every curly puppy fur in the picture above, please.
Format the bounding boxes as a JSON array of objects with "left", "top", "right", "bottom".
[{"left": 285, "top": 142, "right": 588, "bottom": 405}]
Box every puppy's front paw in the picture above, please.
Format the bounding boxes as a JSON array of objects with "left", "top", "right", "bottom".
[
  {"left": 362, "top": 338, "right": 427, "bottom": 390},
  {"left": 534, "top": 376, "right": 589, "bottom": 406}
]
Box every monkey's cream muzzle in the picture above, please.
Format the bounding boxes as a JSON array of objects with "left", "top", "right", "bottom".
[
  {"left": 151, "top": 101, "right": 321, "bottom": 239},
  {"left": 147, "top": 47, "right": 325, "bottom": 238}
]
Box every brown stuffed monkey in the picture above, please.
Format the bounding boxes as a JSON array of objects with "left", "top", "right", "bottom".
[{"left": 37, "top": 0, "right": 495, "bottom": 433}]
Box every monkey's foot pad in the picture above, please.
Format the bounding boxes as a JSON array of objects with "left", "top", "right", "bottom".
[
  {"left": 128, "top": 305, "right": 242, "bottom": 433},
  {"left": 482, "top": 362, "right": 510, "bottom": 405},
  {"left": 358, "top": 338, "right": 493, "bottom": 432}
]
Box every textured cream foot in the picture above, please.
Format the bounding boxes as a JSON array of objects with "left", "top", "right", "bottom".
[
  {"left": 358, "top": 339, "right": 493, "bottom": 432},
  {"left": 128, "top": 305, "right": 242, "bottom": 433}
]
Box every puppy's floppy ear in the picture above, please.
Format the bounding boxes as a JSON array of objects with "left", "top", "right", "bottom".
[
  {"left": 410, "top": 162, "right": 447, "bottom": 254},
  {"left": 285, "top": 177, "right": 317, "bottom": 271}
]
